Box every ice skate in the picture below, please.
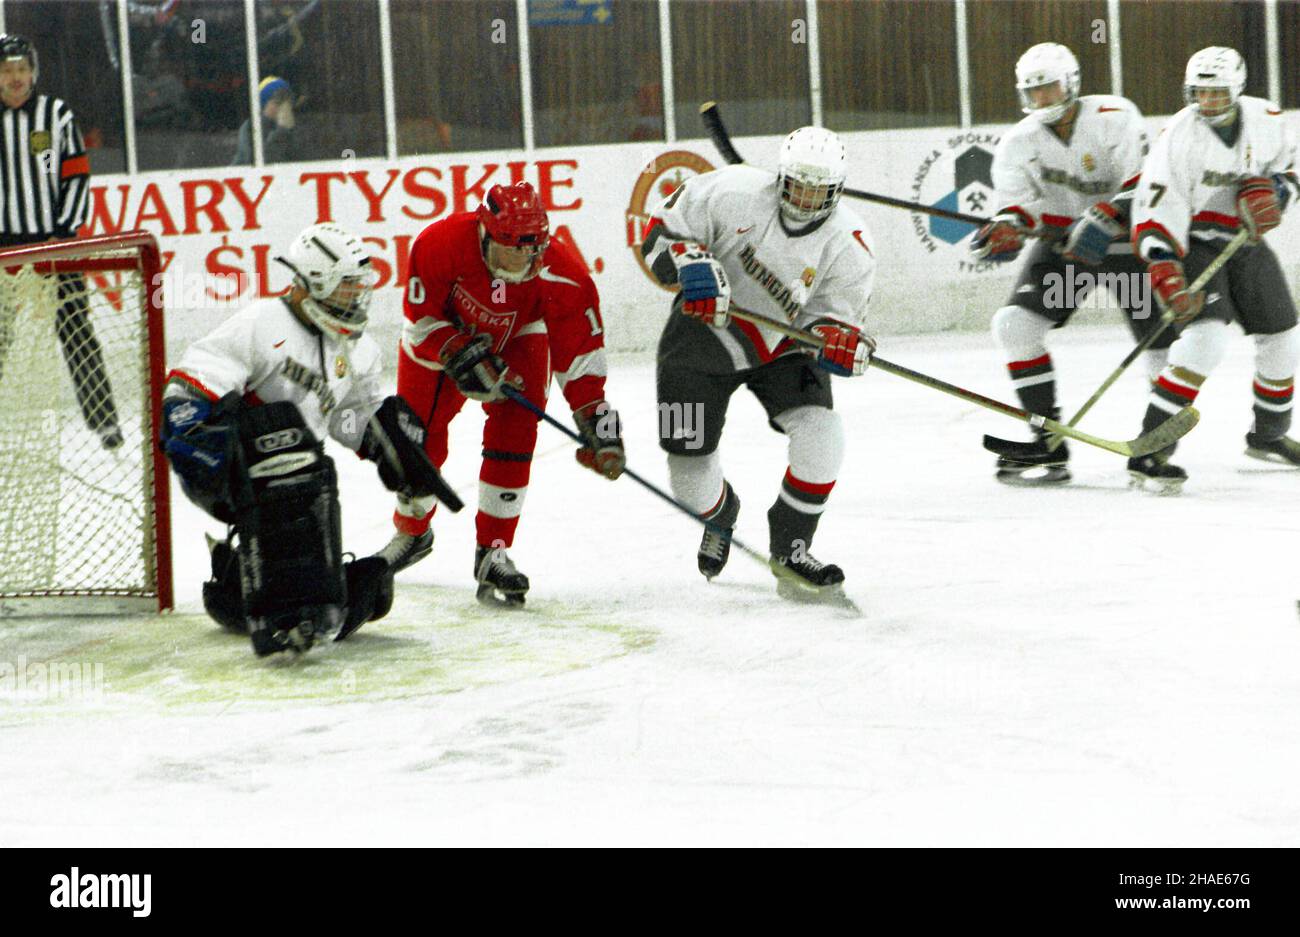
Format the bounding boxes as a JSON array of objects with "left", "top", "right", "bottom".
[
  {"left": 698, "top": 483, "right": 740, "bottom": 580},
  {"left": 249, "top": 605, "right": 341, "bottom": 658},
  {"left": 770, "top": 552, "right": 856, "bottom": 611},
  {"left": 374, "top": 529, "right": 433, "bottom": 573},
  {"left": 1244, "top": 432, "right": 1300, "bottom": 467},
  {"left": 1127, "top": 453, "right": 1187, "bottom": 494},
  {"left": 475, "top": 545, "right": 529, "bottom": 608},
  {"left": 989, "top": 437, "right": 1071, "bottom": 487}
]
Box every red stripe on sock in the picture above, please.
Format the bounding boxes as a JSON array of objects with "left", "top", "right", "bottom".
[
  {"left": 1156, "top": 375, "right": 1199, "bottom": 401},
  {"left": 1254, "top": 381, "right": 1294, "bottom": 400},
  {"left": 1007, "top": 354, "right": 1051, "bottom": 372},
  {"left": 784, "top": 468, "right": 835, "bottom": 496}
]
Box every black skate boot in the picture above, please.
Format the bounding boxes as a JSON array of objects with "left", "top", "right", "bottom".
[
  {"left": 1245, "top": 432, "right": 1300, "bottom": 466},
  {"left": 698, "top": 483, "right": 740, "bottom": 580},
  {"left": 989, "top": 436, "right": 1071, "bottom": 487},
  {"left": 374, "top": 529, "right": 433, "bottom": 573},
  {"left": 1127, "top": 453, "right": 1187, "bottom": 494},
  {"left": 249, "top": 605, "right": 342, "bottom": 657},
  {"left": 770, "top": 552, "right": 848, "bottom": 604},
  {"left": 201, "top": 533, "right": 247, "bottom": 634},
  {"left": 474, "top": 545, "right": 529, "bottom": 608}
]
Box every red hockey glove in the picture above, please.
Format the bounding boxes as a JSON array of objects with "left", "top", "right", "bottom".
[
  {"left": 573, "top": 400, "right": 625, "bottom": 480},
  {"left": 671, "top": 242, "right": 731, "bottom": 328},
  {"left": 1148, "top": 259, "right": 1204, "bottom": 324},
  {"left": 439, "top": 332, "right": 521, "bottom": 402},
  {"left": 969, "top": 213, "right": 1027, "bottom": 262},
  {"left": 811, "top": 321, "right": 875, "bottom": 377},
  {"left": 1237, "top": 176, "right": 1283, "bottom": 242}
]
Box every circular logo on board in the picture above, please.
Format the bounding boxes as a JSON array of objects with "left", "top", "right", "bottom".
[
  {"left": 626, "top": 150, "right": 716, "bottom": 291},
  {"left": 909, "top": 131, "right": 1004, "bottom": 274}
]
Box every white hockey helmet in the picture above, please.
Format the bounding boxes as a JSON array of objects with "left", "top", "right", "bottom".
[
  {"left": 777, "top": 126, "right": 847, "bottom": 225},
  {"left": 276, "top": 223, "right": 377, "bottom": 339},
  {"left": 1183, "top": 46, "right": 1246, "bottom": 126},
  {"left": 1015, "top": 42, "right": 1081, "bottom": 124}
]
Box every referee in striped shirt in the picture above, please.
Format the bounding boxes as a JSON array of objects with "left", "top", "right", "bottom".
[{"left": 0, "top": 33, "right": 120, "bottom": 448}]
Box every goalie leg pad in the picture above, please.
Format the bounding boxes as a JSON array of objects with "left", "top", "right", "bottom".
[{"left": 231, "top": 401, "right": 346, "bottom": 655}]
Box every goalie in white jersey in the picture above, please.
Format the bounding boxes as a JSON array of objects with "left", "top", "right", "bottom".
[
  {"left": 160, "top": 223, "right": 462, "bottom": 656},
  {"left": 1126, "top": 46, "right": 1300, "bottom": 490},
  {"left": 641, "top": 127, "right": 876, "bottom": 602},
  {"left": 970, "top": 42, "right": 1166, "bottom": 486}
]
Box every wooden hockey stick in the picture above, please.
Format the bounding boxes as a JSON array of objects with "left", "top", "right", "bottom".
[
  {"left": 1029, "top": 227, "right": 1252, "bottom": 452},
  {"left": 699, "top": 101, "right": 1058, "bottom": 240},
  {"left": 728, "top": 304, "right": 1199, "bottom": 458}
]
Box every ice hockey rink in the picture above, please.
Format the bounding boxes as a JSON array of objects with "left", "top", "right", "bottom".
[{"left": 1, "top": 323, "right": 1296, "bottom": 847}]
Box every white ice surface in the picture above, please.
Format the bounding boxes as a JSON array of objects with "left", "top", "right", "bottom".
[{"left": 2, "top": 325, "right": 1299, "bottom": 846}]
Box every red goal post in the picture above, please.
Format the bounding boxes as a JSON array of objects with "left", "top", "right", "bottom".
[{"left": 0, "top": 231, "right": 172, "bottom": 614}]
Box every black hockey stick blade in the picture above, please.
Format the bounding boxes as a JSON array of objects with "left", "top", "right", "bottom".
[
  {"left": 699, "top": 101, "right": 745, "bottom": 165},
  {"left": 982, "top": 435, "right": 1048, "bottom": 459}
]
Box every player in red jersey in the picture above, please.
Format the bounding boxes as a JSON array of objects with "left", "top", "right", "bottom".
[{"left": 374, "top": 182, "right": 625, "bottom": 606}]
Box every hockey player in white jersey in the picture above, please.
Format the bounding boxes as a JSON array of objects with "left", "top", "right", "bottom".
[
  {"left": 1126, "top": 46, "right": 1300, "bottom": 491},
  {"left": 641, "top": 127, "right": 876, "bottom": 602},
  {"left": 160, "top": 223, "right": 462, "bottom": 656},
  {"left": 972, "top": 42, "right": 1167, "bottom": 485}
]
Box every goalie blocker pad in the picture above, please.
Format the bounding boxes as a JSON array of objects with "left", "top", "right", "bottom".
[
  {"left": 361, "top": 395, "right": 464, "bottom": 511},
  {"left": 230, "top": 400, "right": 346, "bottom": 643}
]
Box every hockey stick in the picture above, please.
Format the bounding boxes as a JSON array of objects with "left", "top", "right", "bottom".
[
  {"left": 1021, "top": 228, "right": 1252, "bottom": 453},
  {"left": 984, "top": 228, "right": 1249, "bottom": 458},
  {"left": 699, "top": 101, "right": 1058, "bottom": 240},
  {"left": 728, "top": 304, "right": 1199, "bottom": 458},
  {"left": 500, "top": 386, "right": 857, "bottom": 610},
  {"left": 501, "top": 386, "right": 768, "bottom": 561}
]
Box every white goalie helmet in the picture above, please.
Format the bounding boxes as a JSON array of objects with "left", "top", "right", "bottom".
[
  {"left": 277, "top": 223, "right": 377, "bottom": 339},
  {"left": 1015, "top": 42, "right": 1081, "bottom": 124},
  {"left": 777, "top": 126, "right": 847, "bottom": 225},
  {"left": 1184, "top": 46, "right": 1246, "bottom": 126}
]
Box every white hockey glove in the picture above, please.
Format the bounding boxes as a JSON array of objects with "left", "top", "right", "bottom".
[{"left": 671, "top": 242, "right": 731, "bottom": 328}]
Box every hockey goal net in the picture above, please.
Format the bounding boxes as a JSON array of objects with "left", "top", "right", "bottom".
[{"left": 0, "top": 231, "right": 172, "bottom": 614}]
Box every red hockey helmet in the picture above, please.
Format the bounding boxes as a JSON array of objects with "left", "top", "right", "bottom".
[{"left": 478, "top": 182, "right": 550, "bottom": 282}]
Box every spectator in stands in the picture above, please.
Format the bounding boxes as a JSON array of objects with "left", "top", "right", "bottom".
[{"left": 232, "top": 76, "right": 300, "bottom": 165}]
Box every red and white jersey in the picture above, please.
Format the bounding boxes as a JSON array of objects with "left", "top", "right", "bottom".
[
  {"left": 993, "top": 94, "right": 1148, "bottom": 234},
  {"left": 1132, "top": 96, "right": 1299, "bottom": 259},
  {"left": 642, "top": 163, "right": 875, "bottom": 365},
  {"left": 399, "top": 212, "right": 608, "bottom": 413},
  {"left": 164, "top": 298, "right": 387, "bottom": 453}
]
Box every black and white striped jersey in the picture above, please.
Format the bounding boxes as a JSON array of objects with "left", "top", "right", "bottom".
[{"left": 0, "top": 94, "right": 89, "bottom": 238}]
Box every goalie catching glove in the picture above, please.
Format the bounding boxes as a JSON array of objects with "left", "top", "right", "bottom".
[
  {"left": 440, "top": 331, "right": 522, "bottom": 402},
  {"left": 359, "top": 396, "right": 464, "bottom": 511},
  {"left": 811, "top": 320, "right": 874, "bottom": 377},
  {"left": 671, "top": 241, "right": 731, "bottom": 328},
  {"left": 573, "top": 400, "right": 625, "bottom": 479}
]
